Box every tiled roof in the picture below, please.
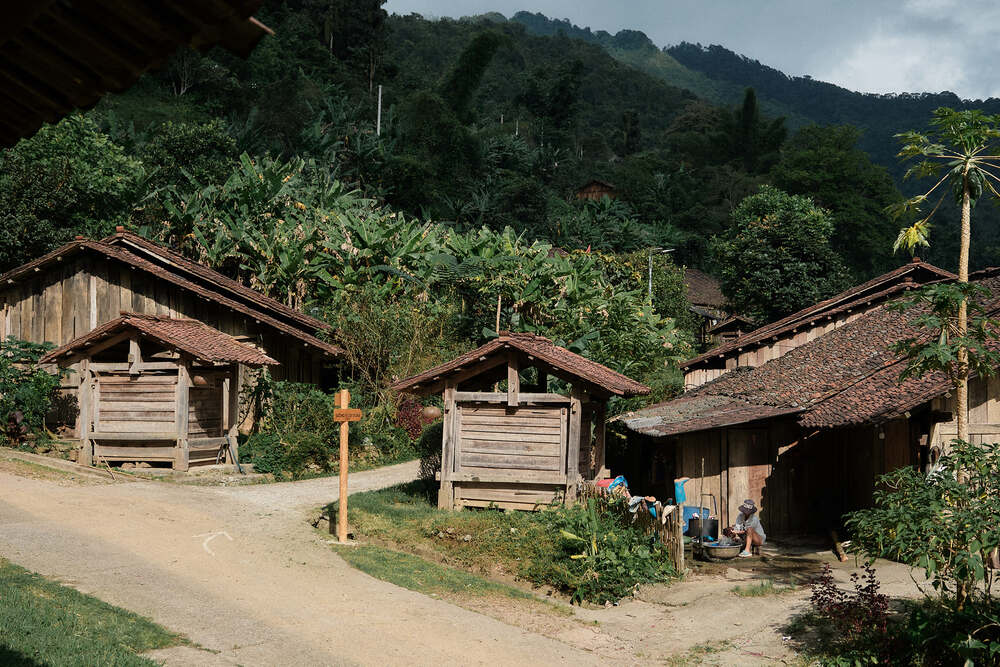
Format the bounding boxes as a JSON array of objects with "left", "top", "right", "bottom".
[
  {"left": 104, "top": 232, "right": 327, "bottom": 333},
  {"left": 707, "top": 315, "right": 754, "bottom": 335},
  {"left": 41, "top": 313, "right": 277, "bottom": 366},
  {"left": 392, "top": 331, "right": 650, "bottom": 397},
  {"left": 624, "top": 393, "right": 801, "bottom": 436},
  {"left": 684, "top": 268, "right": 726, "bottom": 308},
  {"left": 625, "top": 272, "right": 1000, "bottom": 436},
  {"left": 681, "top": 259, "right": 954, "bottom": 369},
  {"left": 0, "top": 237, "right": 342, "bottom": 357}
]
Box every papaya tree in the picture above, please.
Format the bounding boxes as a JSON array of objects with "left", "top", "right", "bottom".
[{"left": 892, "top": 108, "right": 1000, "bottom": 446}]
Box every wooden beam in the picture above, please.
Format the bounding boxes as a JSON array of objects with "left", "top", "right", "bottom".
[
  {"left": 226, "top": 364, "right": 240, "bottom": 462},
  {"left": 174, "top": 363, "right": 189, "bottom": 471},
  {"left": 566, "top": 388, "right": 584, "bottom": 502},
  {"left": 128, "top": 337, "right": 141, "bottom": 375},
  {"left": 507, "top": 352, "right": 520, "bottom": 408},
  {"left": 453, "top": 391, "right": 571, "bottom": 404},
  {"left": 90, "top": 432, "right": 178, "bottom": 441},
  {"left": 449, "top": 470, "right": 568, "bottom": 484},
  {"left": 438, "top": 382, "right": 458, "bottom": 509},
  {"left": 78, "top": 360, "right": 92, "bottom": 467}
]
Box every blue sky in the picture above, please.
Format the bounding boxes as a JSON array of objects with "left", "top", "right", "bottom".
[{"left": 384, "top": 0, "right": 1000, "bottom": 100}]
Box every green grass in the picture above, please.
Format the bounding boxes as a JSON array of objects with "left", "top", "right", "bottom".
[
  {"left": 665, "top": 639, "right": 735, "bottom": 665},
  {"left": 329, "top": 480, "right": 678, "bottom": 605},
  {"left": 730, "top": 578, "right": 795, "bottom": 597},
  {"left": 333, "top": 544, "right": 533, "bottom": 600},
  {"left": 0, "top": 559, "right": 183, "bottom": 666},
  {"left": 329, "top": 479, "right": 559, "bottom": 575}
]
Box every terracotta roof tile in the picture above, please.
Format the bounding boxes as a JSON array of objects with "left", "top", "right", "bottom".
[
  {"left": 681, "top": 259, "right": 955, "bottom": 370},
  {"left": 626, "top": 272, "right": 1000, "bottom": 436},
  {"left": 392, "top": 331, "right": 650, "bottom": 397},
  {"left": 684, "top": 269, "right": 726, "bottom": 308},
  {"left": 41, "top": 313, "right": 277, "bottom": 366}
]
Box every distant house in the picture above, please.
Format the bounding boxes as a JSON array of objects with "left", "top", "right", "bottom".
[
  {"left": 707, "top": 315, "right": 754, "bottom": 344},
  {"left": 614, "top": 265, "right": 999, "bottom": 536},
  {"left": 0, "top": 229, "right": 342, "bottom": 463},
  {"left": 683, "top": 268, "right": 728, "bottom": 346},
  {"left": 575, "top": 179, "right": 618, "bottom": 201},
  {"left": 681, "top": 258, "right": 955, "bottom": 389}
]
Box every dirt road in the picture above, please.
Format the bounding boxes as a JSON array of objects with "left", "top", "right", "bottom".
[{"left": 0, "top": 460, "right": 600, "bottom": 666}]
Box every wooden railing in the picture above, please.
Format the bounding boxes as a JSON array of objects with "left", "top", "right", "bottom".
[{"left": 579, "top": 482, "right": 685, "bottom": 573}]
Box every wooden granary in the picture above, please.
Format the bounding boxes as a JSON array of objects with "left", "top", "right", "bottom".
[
  {"left": 392, "top": 332, "right": 650, "bottom": 510},
  {"left": 40, "top": 313, "right": 276, "bottom": 470}
]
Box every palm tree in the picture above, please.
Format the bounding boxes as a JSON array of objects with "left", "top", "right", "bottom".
[{"left": 893, "top": 108, "right": 1000, "bottom": 444}]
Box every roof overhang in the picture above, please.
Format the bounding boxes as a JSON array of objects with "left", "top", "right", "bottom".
[{"left": 0, "top": 1, "right": 273, "bottom": 146}]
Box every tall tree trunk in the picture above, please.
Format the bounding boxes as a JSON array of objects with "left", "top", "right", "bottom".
[{"left": 957, "top": 169, "right": 971, "bottom": 460}]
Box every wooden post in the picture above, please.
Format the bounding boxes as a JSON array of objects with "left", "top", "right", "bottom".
[
  {"left": 174, "top": 362, "right": 190, "bottom": 471},
  {"left": 333, "top": 390, "right": 362, "bottom": 542},
  {"left": 566, "top": 387, "right": 584, "bottom": 502},
  {"left": 594, "top": 402, "right": 608, "bottom": 478},
  {"left": 507, "top": 353, "right": 520, "bottom": 408},
  {"left": 128, "top": 337, "right": 142, "bottom": 376},
  {"left": 223, "top": 364, "right": 240, "bottom": 463},
  {"left": 438, "top": 383, "right": 457, "bottom": 509},
  {"left": 78, "top": 360, "right": 93, "bottom": 467}
]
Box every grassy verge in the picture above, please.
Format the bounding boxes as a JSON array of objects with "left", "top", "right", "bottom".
[
  {"left": 333, "top": 544, "right": 534, "bottom": 600},
  {"left": 0, "top": 559, "right": 183, "bottom": 666},
  {"left": 328, "top": 479, "right": 677, "bottom": 605}
]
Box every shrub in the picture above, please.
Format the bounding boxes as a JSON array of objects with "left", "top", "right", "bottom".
[
  {"left": 241, "top": 381, "right": 338, "bottom": 478},
  {"left": 0, "top": 338, "right": 61, "bottom": 447},
  {"left": 526, "top": 498, "right": 675, "bottom": 604},
  {"left": 846, "top": 438, "right": 1000, "bottom": 612},
  {"left": 810, "top": 562, "right": 889, "bottom": 654},
  {"left": 415, "top": 421, "right": 442, "bottom": 481}
]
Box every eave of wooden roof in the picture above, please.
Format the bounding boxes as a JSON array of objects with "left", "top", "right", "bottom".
[
  {"left": 0, "top": 0, "right": 272, "bottom": 147},
  {"left": 393, "top": 331, "right": 650, "bottom": 397},
  {"left": 0, "top": 237, "right": 343, "bottom": 357}
]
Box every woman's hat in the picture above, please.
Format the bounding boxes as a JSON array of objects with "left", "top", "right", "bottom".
[{"left": 739, "top": 499, "right": 757, "bottom": 515}]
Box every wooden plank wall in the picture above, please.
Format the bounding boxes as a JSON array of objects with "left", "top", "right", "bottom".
[
  {"left": 451, "top": 404, "right": 568, "bottom": 510},
  {"left": 0, "top": 255, "right": 326, "bottom": 438},
  {"left": 0, "top": 256, "right": 324, "bottom": 385},
  {"left": 931, "top": 376, "right": 1000, "bottom": 448},
  {"left": 188, "top": 371, "right": 225, "bottom": 438},
  {"left": 456, "top": 405, "right": 565, "bottom": 473},
  {"left": 95, "top": 371, "right": 177, "bottom": 433}
]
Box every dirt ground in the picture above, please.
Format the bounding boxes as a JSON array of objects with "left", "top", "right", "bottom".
[{"left": 0, "top": 453, "right": 930, "bottom": 665}]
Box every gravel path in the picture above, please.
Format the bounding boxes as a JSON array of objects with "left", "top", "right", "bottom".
[{"left": 0, "top": 462, "right": 599, "bottom": 666}]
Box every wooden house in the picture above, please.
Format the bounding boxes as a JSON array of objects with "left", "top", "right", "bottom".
[
  {"left": 707, "top": 315, "right": 754, "bottom": 345},
  {"left": 0, "top": 229, "right": 342, "bottom": 456},
  {"left": 574, "top": 179, "right": 618, "bottom": 201},
  {"left": 392, "top": 332, "right": 650, "bottom": 510},
  {"left": 617, "top": 267, "right": 1000, "bottom": 535},
  {"left": 40, "top": 313, "right": 276, "bottom": 470},
  {"left": 681, "top": 258, "right": 955, "bottom": 389},
  {"left": 683, "top": 268, "right": 729, "bottom": 347}
]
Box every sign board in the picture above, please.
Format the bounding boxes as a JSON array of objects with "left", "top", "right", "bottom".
[{"left": 334, "top": 408, "right": 363, "bottom": 423}]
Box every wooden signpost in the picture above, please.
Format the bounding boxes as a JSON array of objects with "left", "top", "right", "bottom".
[{"left": 334, "top": 389, "right": 362, "bottom": 542}]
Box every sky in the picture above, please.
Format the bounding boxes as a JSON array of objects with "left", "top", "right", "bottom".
[{"left": 384, "top": 0, "right": 1000, "bottom": 100}]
